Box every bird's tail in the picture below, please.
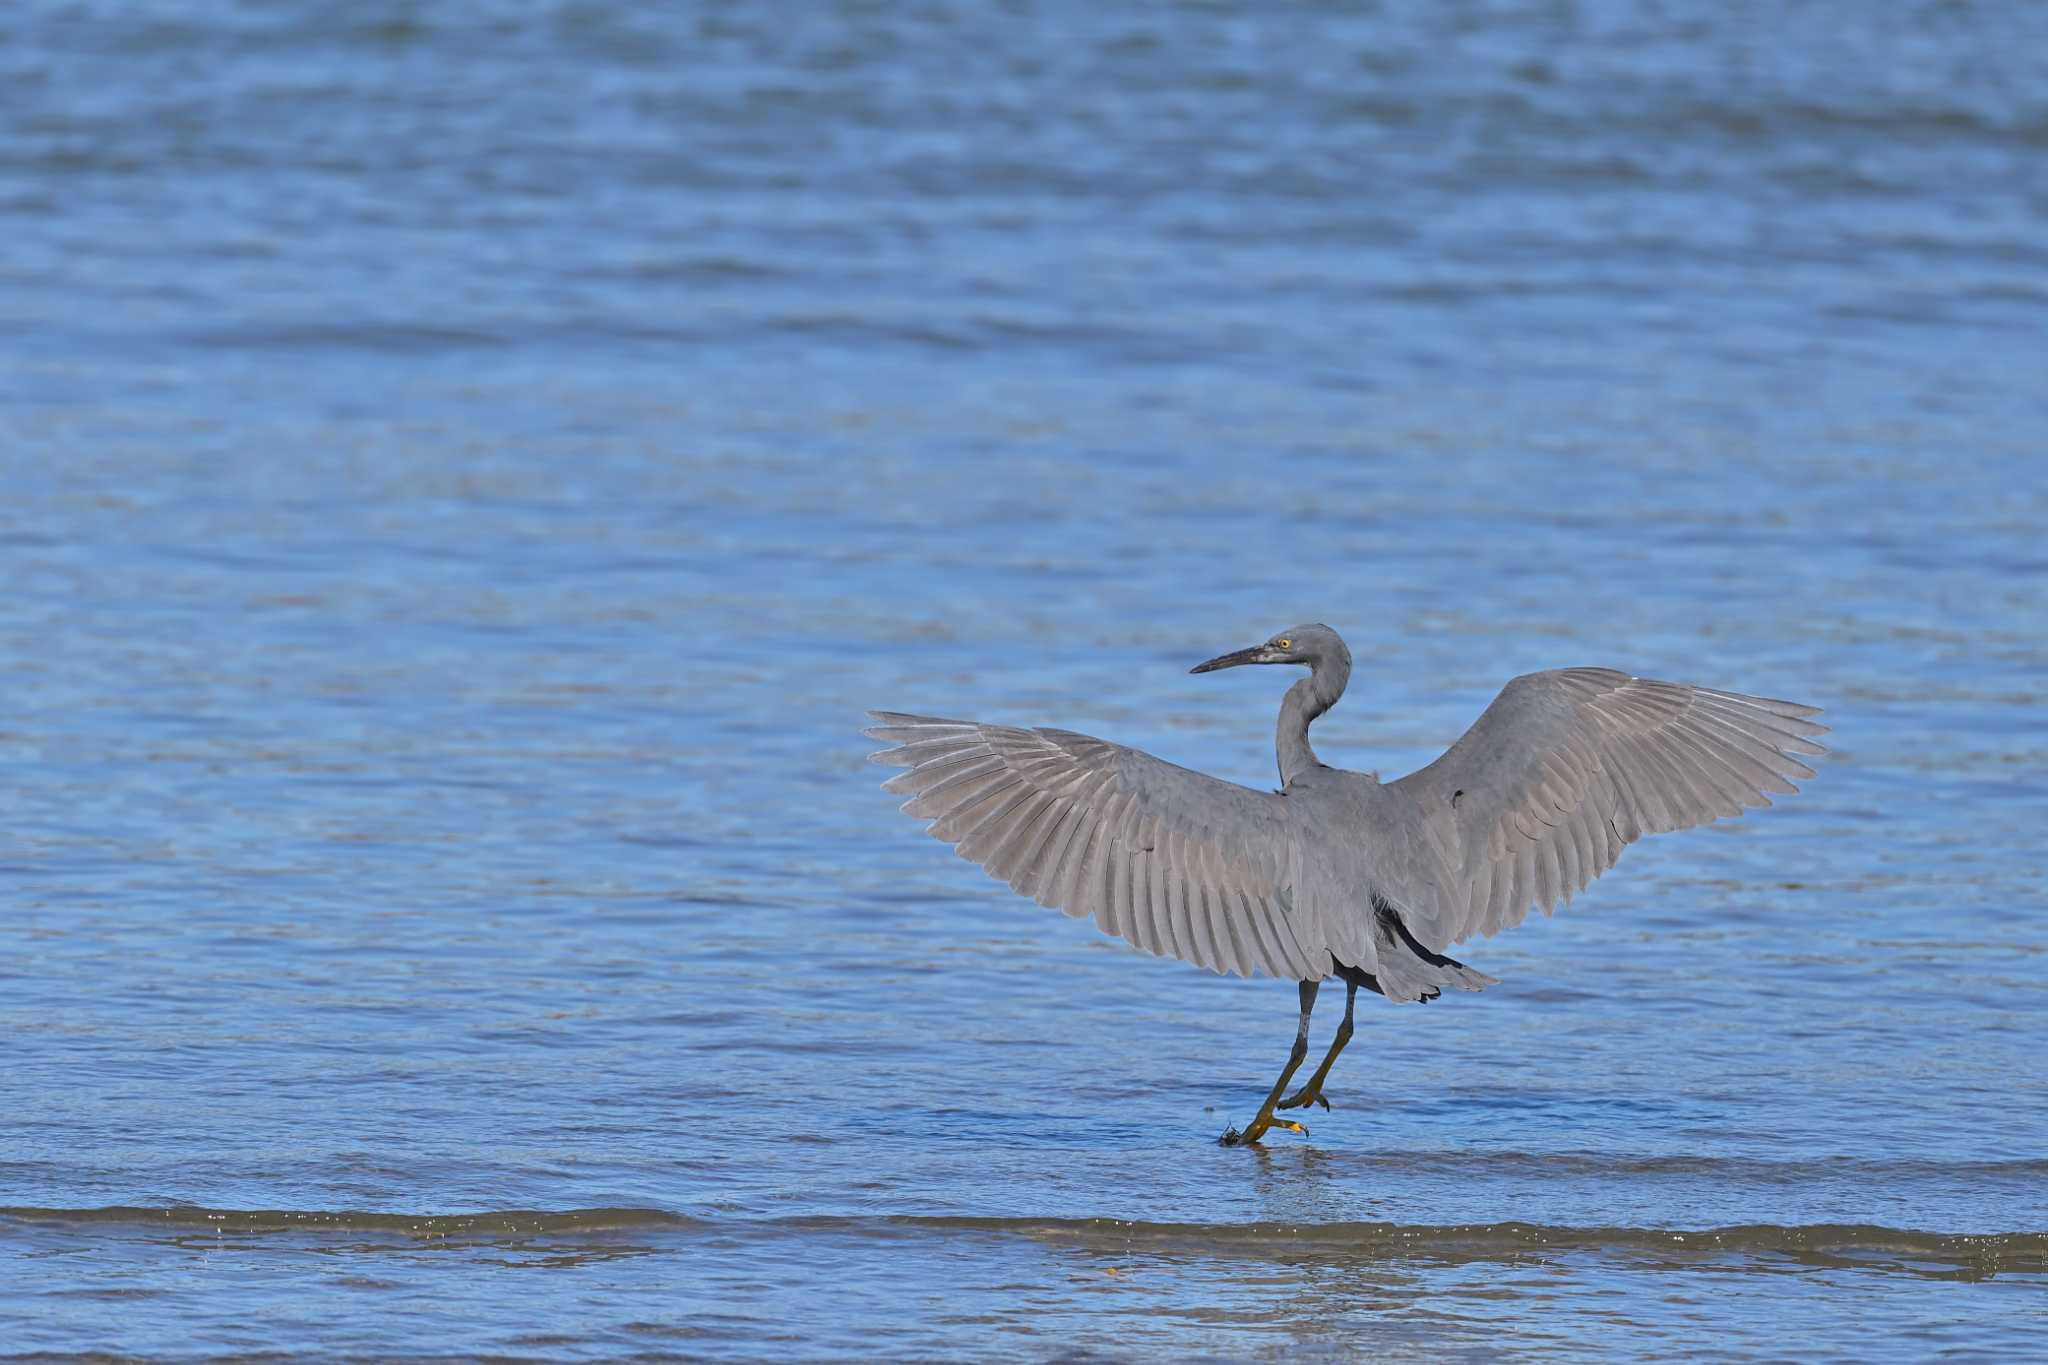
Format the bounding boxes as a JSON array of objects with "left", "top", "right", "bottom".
[
  {"left": 1376, "top": 948, "right": 1498, "bottom": 1004},
  {"left": 1372, "top": 894, "right": 1498, "bottom": 1003}
]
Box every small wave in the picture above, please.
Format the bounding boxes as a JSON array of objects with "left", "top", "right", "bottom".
[
  {"left": 9, "top": 1205, "right": 2041, "bottom": 1278},
  {"left": 0, "top": 1205, "right": 693, "bottom": 1238},
  {"left": 177, "top": 321, "right": 512, "bottom": 353},
  {"left": 879, "top": 1216, "right": 2048, "bottom": 1278},
  {"left": 1677, "top": 99, "right": 2048, "bottom": 148},
  {"left": 1317, "top": 1150, "right": 2048, "bottom": 1185}
]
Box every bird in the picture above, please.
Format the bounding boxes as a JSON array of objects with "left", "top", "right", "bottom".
[{"left": 863, "top": 623, "right": 1826, "bottom": 1146}]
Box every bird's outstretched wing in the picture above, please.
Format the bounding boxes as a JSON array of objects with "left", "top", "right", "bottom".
[
  {"left": 1388, "top": 669, "right": 1826, "bottom": 947},
  {"left": 864, "top": 713, "right": 1326, "bottom": 979}
]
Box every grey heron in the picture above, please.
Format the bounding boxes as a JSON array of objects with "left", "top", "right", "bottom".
[{"left": 864, "top": 623, "right": 1825, "bottom": 1146}]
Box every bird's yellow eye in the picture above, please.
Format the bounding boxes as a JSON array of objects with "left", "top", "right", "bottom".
[{"left": 1275, "top": 638, "right": 1291, "bottom": 650}]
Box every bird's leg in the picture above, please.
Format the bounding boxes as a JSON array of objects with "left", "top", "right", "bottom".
[
  {"left": 1220, "top": 980, "right": 1319, "bottom": 1146},
  {"left": 1278, "top": 979, "right": 1356, "bottom": 1112}
]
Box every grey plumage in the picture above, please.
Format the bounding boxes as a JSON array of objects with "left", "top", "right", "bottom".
[{"left": 864, "top": 622, "right": 1825, "bottom": 1143}]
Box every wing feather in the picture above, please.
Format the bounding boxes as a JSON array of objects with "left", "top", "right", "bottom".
[
  {"left": 1184, "top": 836, "right": 1219, "bottom": 972},
  {"left": 1103, "top": 793, "right": 1138, "bottom": 937},
  {"left": 1165, "top": 828, "right": 1200, "bottom": 967},
  {"left": 1058, "top": 799, "right": 1108, "bottom": 920},
  {"left": 948, "top": 782, "right": 1036, "bottom": 856},
  {"left": 1030, "top": 796, "right": 1087, "bottom": 907},
  {"left": 868, "top": 712, "right": 1320, "bottom": 978},
  {"left": 1390, "top": 670, "right": 1826, "bottom": 946},
  {"left": 1237, "top": 883, "right": 1287, "bottom": 977},
  {"left": 983, "top": 790, "right": 1055, "bottom": 886},
  {"left": 1214, "top": 864, "right": 1253, "bottom": 977},
  {"left": 1142, "top": 822, "right": 1176, "bottom": 962}
]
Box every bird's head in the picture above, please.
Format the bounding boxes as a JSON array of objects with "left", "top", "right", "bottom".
[{"left": 1190, "top": 623, "right": 1347, "bottom": 675}]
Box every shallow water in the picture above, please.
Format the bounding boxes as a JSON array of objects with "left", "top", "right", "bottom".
[{"left": 4, "top": 0, "right": 2047, "bottom": 1359}]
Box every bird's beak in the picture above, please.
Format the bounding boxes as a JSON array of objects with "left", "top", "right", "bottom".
[{"left": 1190, "top": 644, "right": 1267, "bottom": 674}]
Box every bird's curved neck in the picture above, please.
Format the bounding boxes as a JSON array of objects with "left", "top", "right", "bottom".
[{"left": 1277, "top": 654, "right": 1348, "bottom": 785}]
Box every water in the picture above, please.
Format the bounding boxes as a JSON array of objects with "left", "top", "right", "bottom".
[{"left": 5, "top": 1, "right": 2046, "bottom": 1358}]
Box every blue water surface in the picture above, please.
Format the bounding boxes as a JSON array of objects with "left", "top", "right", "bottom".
[{"left": 3, "top": 1, "right": 2046, "bottom": 1360}]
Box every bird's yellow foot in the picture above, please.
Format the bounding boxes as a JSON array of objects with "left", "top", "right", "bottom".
[
  {"left": 1277, "top": 1086, "right": 1332, "bottom": 1112},
  {"left": 1219, "top": 1116, "right": 1308, "bottom": 1146}
]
